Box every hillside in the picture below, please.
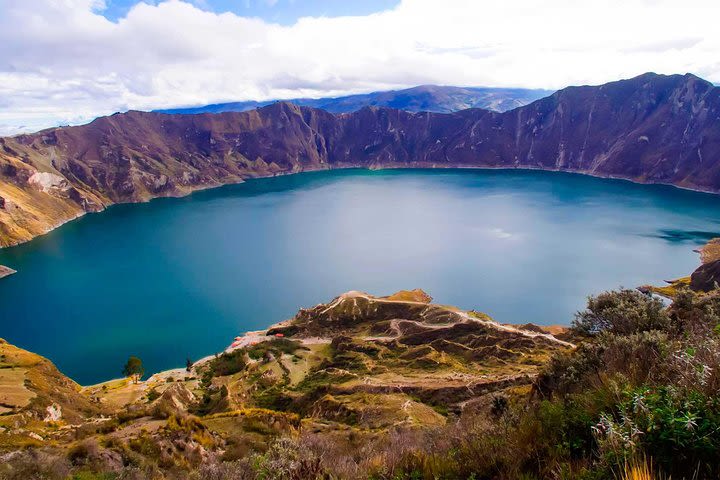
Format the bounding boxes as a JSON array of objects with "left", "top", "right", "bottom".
[
  {"left": 2, "top": 72, "right": 720, "bottom": 247},
  {"left": 2, "top": 281, "right": 720, "bottom": 478},
  {"left": 0, "top": 289, "right": 572, "bottom": 475},
  {"left": 155, "top": 85, "right": 552, "bottom": 115},
  {"left": 0, "top": 338, "right": 101, "bottom": 449}
]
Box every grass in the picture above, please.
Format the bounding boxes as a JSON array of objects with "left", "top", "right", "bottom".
[
  {"left": 644, "top": 276, "right": 691, "bottom": 298},
  {"left": 383, "top": 289, "right": 433, "bottom": 303},
  {"left": 293, "top": 368, "right": 357, "bottom": 394},
  {"left": 204, "top": 407, "right": 300, "bottom": 423},
  {"left": 467, "top": 310, "right": 495, "bottom": 322},
  {"left": 209, "top": 350, "right": 247, "bottom": 377},
  {"left": 203, "top": 408, "right": 301, "bottom": 438},
  {"left": 246, "top": 338, "right": 308, "bottom": 360},
  {"left": 208, "top": 339, "right": 307, "bottom": 378},
  {"left": 0, "top": 367, "right": 35, "bottom": 410},
  {"left": 619, "top": 457, "right": 663, "bottom": 480},
  {"left": 282, "top": 352, "right": 316, "bottom": 386}
]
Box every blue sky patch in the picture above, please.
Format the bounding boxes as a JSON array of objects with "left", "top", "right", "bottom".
[{"left": 99, "top": 0, "right": 400, "bottom": 25}]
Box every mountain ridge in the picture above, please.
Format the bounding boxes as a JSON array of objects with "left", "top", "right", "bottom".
[
  {"left": 1, "top": 72, "right": 720, "bottom": 247},
  {"left": 153, "top": 84, "right": 553, "bottom": 115}
]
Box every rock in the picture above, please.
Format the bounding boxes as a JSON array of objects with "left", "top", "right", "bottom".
[
  {"left": 44, "top": 403, "right": 62, "bottom": 422},
  {"left": 0, "top": 265, "right": 16, "bottom": 279},
  {"left": 151, "top": 383, "right": 197, "bottom": 417},
  {"left": 28, "top": 171, "right": 69, "bottom": 192},
  {"left": 691, "top": 259, "right": 720, "bottom": 292}
]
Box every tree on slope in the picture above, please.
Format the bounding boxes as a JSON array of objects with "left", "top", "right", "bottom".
[{"left": 122, "top": 356, "right": 144, "bottom": 384}]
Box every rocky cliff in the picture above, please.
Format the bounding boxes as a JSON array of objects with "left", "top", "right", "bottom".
[{"left": 2, "top": 72, "right": 720, "bottom": 247}]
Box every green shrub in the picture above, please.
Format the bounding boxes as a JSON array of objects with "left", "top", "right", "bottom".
[
  {"left": 250, "top": 437, "right": 324, "bottom": 480},
  {"left": 572, "top": 290, "right": 670, "bottom": 336},
  {"left": 146, "top": 388, "right": 161, "bottom": 402},
  {"left": 128, "top": 432, "right": 162, "bottom": 458},
  {"left": 210, "top": 350, "right": 247, "bottom": 377},
  {"left": 246, "top": 338, "right": 307, "bottom": 361},
  {"left": 538, "top": 330, "right": 671, "bottom": 395},
  {"left": 597, "top": 386, "right": 720, "bottom": 477}
]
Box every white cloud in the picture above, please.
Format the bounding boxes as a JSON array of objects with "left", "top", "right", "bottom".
[
  {"left": 1, "top": 0, "right": 720, "bottom": 135},
  {"left": 489, "top": 228, "right": 514, "bottom": 240}
]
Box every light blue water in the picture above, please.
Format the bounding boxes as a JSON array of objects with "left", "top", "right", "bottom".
[{"left": 2, "top": 169, "right": 719, "bottom": 384}]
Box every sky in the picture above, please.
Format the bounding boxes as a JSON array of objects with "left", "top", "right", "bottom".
[
  {"left": 1, "top": 0, "right": 720, "bottom": 135},
  {"left": 100, "top": 0, "right": 400, "bottom": 25}
]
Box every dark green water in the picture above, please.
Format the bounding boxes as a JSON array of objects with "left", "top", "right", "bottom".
[{"left": 2, "top": 169, "right": 720, "bottom": 384}]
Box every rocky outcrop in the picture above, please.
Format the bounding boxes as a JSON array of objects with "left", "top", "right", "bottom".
[
  {"left": 691, "top": 259, "right": 720, "bottom": 292},
  {"left": 2, "top": 72, "right": 720, "bottom": 246},
  {"left": 259, "top": 290, "right": 571, "bottom": 417},
  {"left": 151, "top": 383, "right": 197, "bottom": 418},
  {"left": 278, "top": 290, "right": 570, "bottom": 348},
  {"left": 0, "top": 265, "right": 15, "bottom": 279},
  {"left": 682, "top": 238, "right": 720, "bottom": 292}
]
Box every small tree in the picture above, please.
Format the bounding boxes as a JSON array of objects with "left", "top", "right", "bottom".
[
  {"left": 186, "top": 357, "right": 194, "bottom": 373},
  {"left": 122, "top": 356, "right": 144, "bottom": 384}
]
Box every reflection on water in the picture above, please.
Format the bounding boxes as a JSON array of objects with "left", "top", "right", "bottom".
[{"left": 646, "top": 229, "right": 720, "bottom": 244}]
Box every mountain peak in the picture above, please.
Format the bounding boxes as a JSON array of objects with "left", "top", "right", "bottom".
[{"left": 623, "top": 71, "right": 714, "bottom": 89}]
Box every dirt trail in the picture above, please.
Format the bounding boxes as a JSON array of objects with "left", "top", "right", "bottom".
[
  {"left": 331, "top": 291, "right": 575, "bottom": 348},
  {"left": 454, "top": 310, "right": 575, "bottom": 348}
]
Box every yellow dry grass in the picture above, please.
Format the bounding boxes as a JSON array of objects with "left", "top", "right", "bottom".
[
  {"left": 644, "top": 276, "right": 691, "bottom": 299},
  {"left": 0, "top": 367, "right": 35, "bottom": 411},
  {"left": 619, "top": 457, "right": 665, "bottom": 480},
  {"left": 83, "top": 377, "right": 148, "bottom": 410},
  {"left": 384, "top": 289, "right": 433, "bottom": 303},
  {"left": 283, "top": 345, "right": 326, "bottom": 386},
  {"left": 0, "top": 168, "right": 84, "bottom": 247},
  {"left": 699, "top": 238, "right": 720, "bottom": 264}
]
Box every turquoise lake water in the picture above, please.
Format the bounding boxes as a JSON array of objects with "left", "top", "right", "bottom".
[{"left": 2, "top": 168, "right": 720, "bottom": 384}]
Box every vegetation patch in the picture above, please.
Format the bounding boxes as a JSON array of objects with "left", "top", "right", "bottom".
[
  {"left": 245, "top": 338, "right": 307, "bottom": 361},
  {"left": 642, "top": 275, "right": 692, "bottom": 298},
  {"left": 208, "top": 350, "right": 247, "bottom": 377}
]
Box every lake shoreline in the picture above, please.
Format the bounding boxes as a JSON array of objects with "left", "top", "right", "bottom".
[
  {"left": 2, "top": 164, "right": 720, "bottom": 251},
  {"left": 2, "top": 168, "right": 717, "bottom": 385}
]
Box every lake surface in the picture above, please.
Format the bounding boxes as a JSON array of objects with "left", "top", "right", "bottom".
[{"left": 2, "top": 168, "right": 720, "bottom": 384}]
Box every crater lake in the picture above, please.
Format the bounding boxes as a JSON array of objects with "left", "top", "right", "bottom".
[{"left": 2, "top": 168, "right": 720, "bottom": 384}]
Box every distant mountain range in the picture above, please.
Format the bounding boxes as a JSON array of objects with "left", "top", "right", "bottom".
[
  {"left": 155, "top": 85, "right": 553, "bottom": 115},
  {"left": 2, "top": 72, "right": 719, "bottom": 247}
]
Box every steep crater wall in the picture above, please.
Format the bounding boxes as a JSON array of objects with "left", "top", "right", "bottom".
[{"left": 2, "top": 72, "right": 720, "bottom": 247}]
